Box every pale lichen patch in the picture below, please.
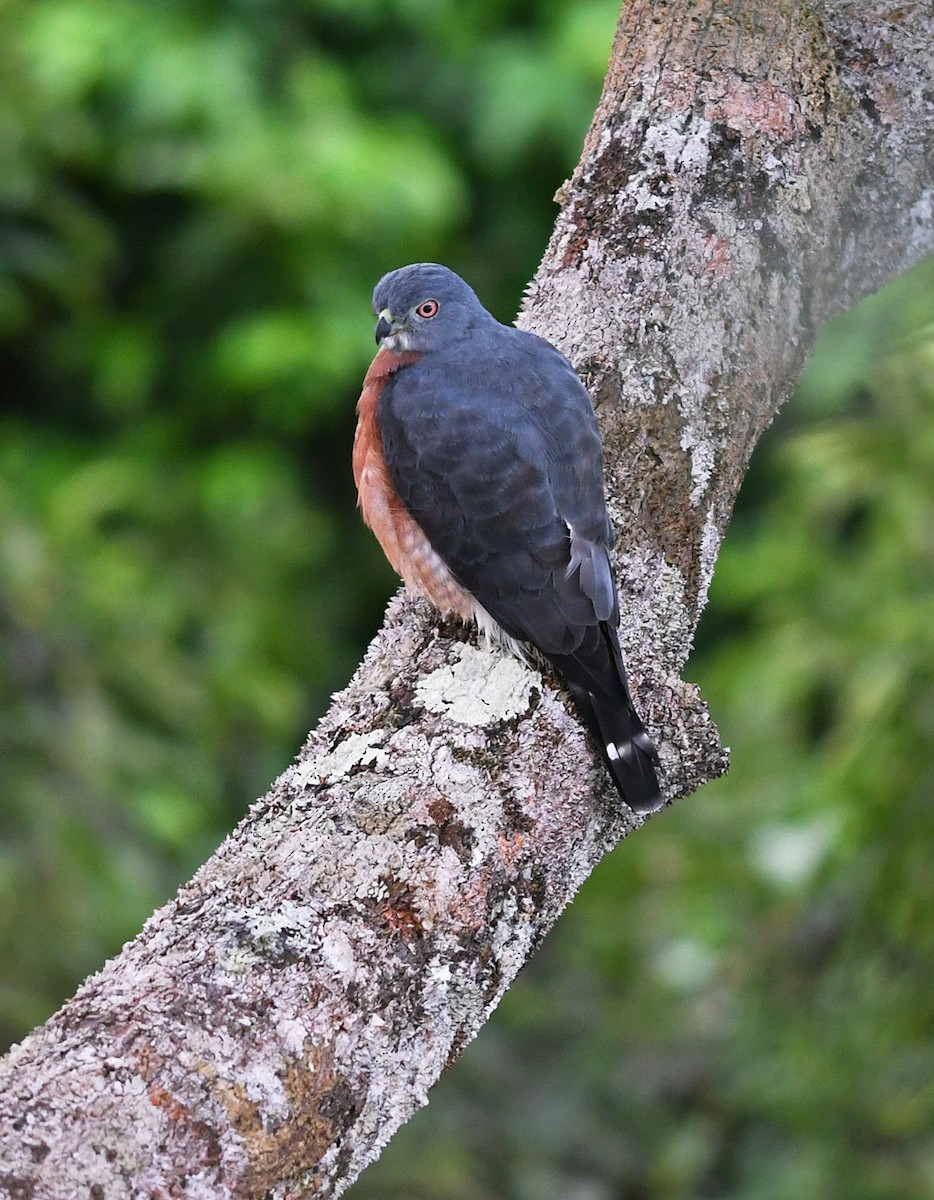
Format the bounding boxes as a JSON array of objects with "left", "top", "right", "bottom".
[
  {"left": 908, "top": 187, "right": 934, "bottom": 257},
  {"left": 415, "top": 644, "right": 539, "bottom": 726},
  {"left": 321, "top": 930, "right": 357, "bottom": 980},
  {"left": 637, "top": 112, "right": 712, "bottom": 180},
  {"left": 696, "top": 512, "right": 722, "bottom": 612},
  {"left": 680, "top": 427, "right": 716, "bottom": 506},
  {"left": 294, "top": 730, "right": 389, "bottom": 786}
]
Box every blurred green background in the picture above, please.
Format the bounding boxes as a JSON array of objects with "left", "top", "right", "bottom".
[{"left": 1, "top": 1, "right": 932, "bottom": 1197}]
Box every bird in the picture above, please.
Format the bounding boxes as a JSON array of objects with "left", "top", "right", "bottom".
[{"left": 353, "top": 262, "right": 661, "bottom": 814}]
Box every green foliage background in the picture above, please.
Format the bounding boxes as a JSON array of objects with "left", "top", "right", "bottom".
[{"left": 1, "top": 2, "right": 932, "bottom": 1197}]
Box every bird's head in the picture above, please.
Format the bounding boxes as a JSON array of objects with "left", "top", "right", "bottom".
[{"left": 372, "top": 263, "right": 492, "bottom": 353}]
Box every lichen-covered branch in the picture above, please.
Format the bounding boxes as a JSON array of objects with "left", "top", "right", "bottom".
[
  {"left": 523, "top": 0, "right": 933, "bottom": 696},
  {"left": 0, "top": 2, "right": 931, "bottom": 1197}
]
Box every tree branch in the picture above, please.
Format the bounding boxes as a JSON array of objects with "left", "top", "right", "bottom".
[{"left": 1, "top": 2, "right": 930, "bottom": 1196}]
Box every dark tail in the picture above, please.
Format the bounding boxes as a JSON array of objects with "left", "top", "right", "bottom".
[
  {"left": 551, "top": 624, "right": 662, "bottom": 814},
  {"left": 569, "top": 682, "right": 661, "bottom": 814}
]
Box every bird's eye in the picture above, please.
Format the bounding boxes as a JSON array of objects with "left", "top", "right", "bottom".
[{"left": 416, "top": 299, "right": 439, "bottom": 319}]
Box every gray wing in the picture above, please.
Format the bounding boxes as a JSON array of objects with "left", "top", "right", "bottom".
[{"left": 377, "top": 329, "right": 617, "bottom": 657}]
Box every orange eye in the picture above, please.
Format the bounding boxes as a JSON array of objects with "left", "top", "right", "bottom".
[{"left": 416, "top": 299, "right": 439, "bottom": 319}]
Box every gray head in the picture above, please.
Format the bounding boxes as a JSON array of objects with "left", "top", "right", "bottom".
[{"left": 372, "top": 263, "right": 493, "bottom": 352}]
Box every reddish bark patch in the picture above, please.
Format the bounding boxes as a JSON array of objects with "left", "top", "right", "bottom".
[{"left": 376, "top": 875, "right": 424, "bottom": 939}]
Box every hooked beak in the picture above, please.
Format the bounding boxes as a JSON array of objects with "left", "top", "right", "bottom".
[{"left": 374, "top": 310, "right": 394, "bottom": 345}]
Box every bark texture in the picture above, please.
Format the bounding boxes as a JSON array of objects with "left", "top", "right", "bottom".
[{"left": 1, "top": 2, "right": 931, "bottom": 1197}]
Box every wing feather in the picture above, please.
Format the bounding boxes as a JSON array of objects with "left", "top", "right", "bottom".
[{"left": 377, "top": 329, "right": 613, "bottom": 661}]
